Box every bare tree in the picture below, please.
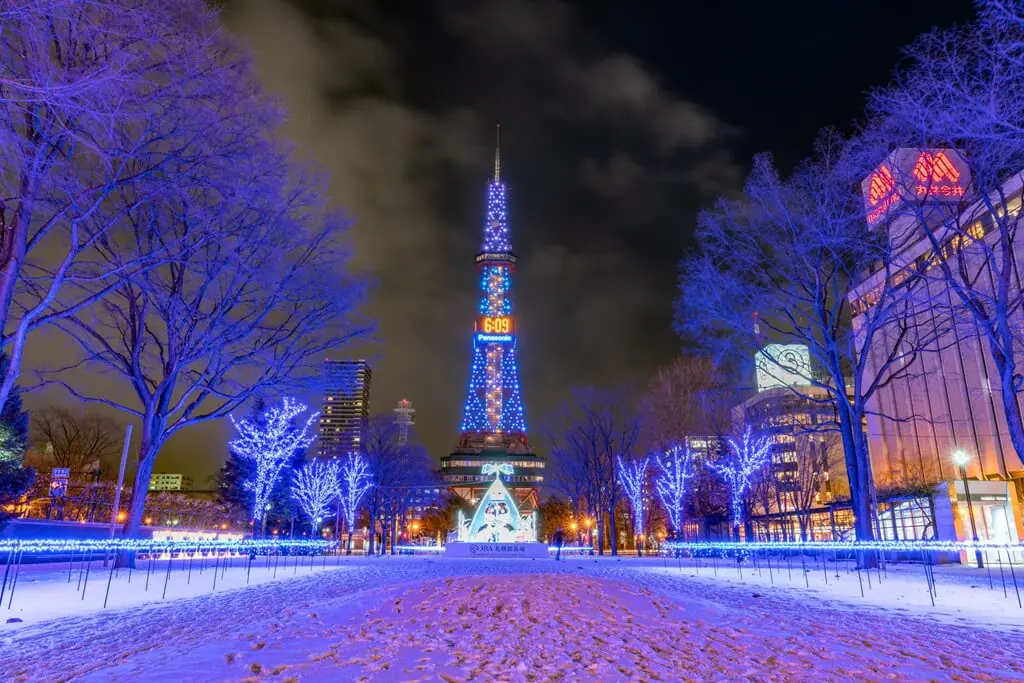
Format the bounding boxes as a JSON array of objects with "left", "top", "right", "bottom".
[
  {"left": 144, "top": 492, "right": 227, "bottom": 531},
  {"left": 785, "top": 432, "right": 842, "bottom": 541},
  {"left": 41, "top": 100, "right": 369, "bottom": 540},
  {"left": 865, "top": 1, "right": 1024, "bottom": 469},
  {"left": 360, "top": 416, "right": 435, "bottom": 555},
  {"left": 677, "top": 136, "right": 945, "bottom": 547},
  {"left": 381, "top": 444, "right": 436, "bottom": 554},
  {"left": 545, "top": 386, "right": 641, "bottom": 555},
  {"left": 687, "top": 452, "right": 729, "bottom": 540},
  {"left": 0, "top": 1, "right": 253, "bottom": 409},
  {"left": 544, "top": 424, "right": 591, "bottom": 525},
  {"left": 31, "top": 407, "right": 120, "bottom": 474},
  {"left": 749, "top": 465, "right": 778, "bottom": 541},
  {"left": 537, "top": 495, "right": 576, "bottom": 543},
  {"left": 642, "top": 355, "right": 732, "bottom": 450}
]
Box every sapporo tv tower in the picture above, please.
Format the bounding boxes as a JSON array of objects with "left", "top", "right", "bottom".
[{"left": 440, "top": 127, "right": 544, "bottom": 512}]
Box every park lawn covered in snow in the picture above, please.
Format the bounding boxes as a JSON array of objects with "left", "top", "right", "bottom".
[{"left": 2, "top": 556, "right": 1022, "bottom": 681}]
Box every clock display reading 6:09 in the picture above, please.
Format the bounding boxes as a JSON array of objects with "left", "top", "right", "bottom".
[{"left": 478, "top": 316, "right": 514, "bottom": 334}]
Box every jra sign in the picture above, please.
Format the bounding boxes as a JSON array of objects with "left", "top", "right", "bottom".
[{"left": 444, "top": 542, "right": 549, "bottom": 558}]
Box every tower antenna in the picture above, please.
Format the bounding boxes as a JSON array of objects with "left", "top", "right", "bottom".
[{"left": 494, "top": 124, "right": 501, "bottom": 182}]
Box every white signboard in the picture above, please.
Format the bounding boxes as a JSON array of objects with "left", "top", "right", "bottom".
[
  {"left": 444, "top": 542, "right": 549, "bottom": 559},
  {"left": 755, "top": 344, "right": 811, "bottom": 392}
]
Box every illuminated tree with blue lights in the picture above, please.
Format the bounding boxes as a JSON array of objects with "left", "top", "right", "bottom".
[
  {"left": 229, "top": 397, "right": 319, "bottom": 534},
  {"left": 291, "top": 459, "right": 341, "bottom": 532},
  {"left": 338, "top": 452, "right": 372, "bottom": 553},
  {"left": 709, "top": 425, "right": 772, "bottom": 541},
  {"left": 618, "top": 455, "right": 650, "bottom": 551},
  {"left": 654, "top": 445, "right": 695, "bottom": 539}
]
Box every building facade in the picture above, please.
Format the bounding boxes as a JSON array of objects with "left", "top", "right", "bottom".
[
  {"left": 319, "top": 359, "right": 372, "bottom": 457},
  {"left": 735, "top": 379, "right": 850, "bottom": 541},
  {"left": 850, "top": 147, "right": 1024, "bottom": 548},
  {"left": 440, "top": 134, "right": 545, "bottom": 509},
  {"left": 148, "top": 473, "right": 193, "bottom": 491}
]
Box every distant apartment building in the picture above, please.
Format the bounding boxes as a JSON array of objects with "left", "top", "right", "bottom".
[
  {"left": 319, "top": 359, "right": 372, "bottom": 457},
  {"left": 148, "top": 473, "right": 193, "bottom": 491},
  {"left": 850, "top": 147, "right": 1024, "bottom": 548}
]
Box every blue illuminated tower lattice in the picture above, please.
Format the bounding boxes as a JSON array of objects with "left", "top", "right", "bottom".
[{"left": 457, "top": 128, "right": 528, "bottom": 447}]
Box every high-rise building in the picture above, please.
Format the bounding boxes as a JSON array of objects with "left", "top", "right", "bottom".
[
  {"left": 394, "top": 398, "right": 416, "bottom": 446},
  {"left": 319, "top": 359, "right": 371, "bottom": 457},
  {"left": 440, "top": 131, "right": 544, "bottom": 508}
]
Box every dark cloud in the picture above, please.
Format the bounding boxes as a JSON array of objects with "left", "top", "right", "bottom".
[
  {"left": 160, "top": 0, "right": 743, "bottom": 472},
  {"left": 561, "top": 54, "right": 726, "bottom": 152},
  {"left": 580, "top": 153, "right": 644, "bottom": 196}
]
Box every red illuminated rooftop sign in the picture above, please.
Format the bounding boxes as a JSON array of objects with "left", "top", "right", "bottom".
[
  {"left": 913, "top": 151, "right": 961, "bottom": 184},
  {"left": 863, "top": 148, "right": 969, "bottom": 226},
  {"left": 866, "top": 164, "right": 898, "bottom": 222}
]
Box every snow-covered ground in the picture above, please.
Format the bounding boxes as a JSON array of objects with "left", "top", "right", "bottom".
[
  {"left": 2, "top": 555, "right": 1023, "bottom": 681},
  {"left": 0, "top": 551, "right": 340, "bottom": 628}
]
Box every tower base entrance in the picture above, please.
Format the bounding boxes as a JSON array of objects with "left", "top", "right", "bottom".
[{"left": 440, "top": 441, "right": 543, "bottom": 515}]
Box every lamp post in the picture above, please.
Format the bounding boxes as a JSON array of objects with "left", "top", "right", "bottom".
[{"left": 952, "top": 449, "right": 984, "bottom": 569}]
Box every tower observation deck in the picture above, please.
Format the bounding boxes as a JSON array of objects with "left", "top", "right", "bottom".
[{"left": 440, "top": 128, "right": 544, "bottom": 508}]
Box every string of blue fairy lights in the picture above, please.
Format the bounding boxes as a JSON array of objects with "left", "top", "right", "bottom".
[
  {"left": 0, "top": 538, "right": 339, "bottom": 555},
  {"left": 659, "top": 539, "right": 1022, "bottom": 553}
]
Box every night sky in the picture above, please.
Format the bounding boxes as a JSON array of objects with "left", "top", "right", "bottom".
[{"left": 25, "top": 0, "right": 976, "bottom": 484}]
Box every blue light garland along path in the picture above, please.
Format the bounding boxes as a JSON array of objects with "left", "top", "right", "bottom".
[
  {"left": 657, "top": 539, "right": 1024, "bottom": 609},
  {"left": 659, "top": 539, "right": 1023, "bottom": 554},
  {"left": 0, "top": 538, "right": 344, "bottom": 613},
  {"left": 0, "top": 538, "right": 339, "bottom": 555}
]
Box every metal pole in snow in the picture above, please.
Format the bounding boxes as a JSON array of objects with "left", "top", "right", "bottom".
[{"left": 109, "top": 425, "right": 133, "bottom": 540}]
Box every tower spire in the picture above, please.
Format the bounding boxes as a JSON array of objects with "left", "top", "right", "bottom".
[{"left": 493, "top": 124, "right": 501, "bottom": 183}]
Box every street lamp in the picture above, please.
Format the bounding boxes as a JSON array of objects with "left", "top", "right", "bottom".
[{"left": 952, "top": 449, "right": 984, "bottom": 569}]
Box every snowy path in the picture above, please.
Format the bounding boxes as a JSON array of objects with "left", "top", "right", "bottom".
[{"left": 2, "top": 557, "right": 1023, "bottom": 681}]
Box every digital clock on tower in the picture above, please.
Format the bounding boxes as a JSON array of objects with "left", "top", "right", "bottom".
[{"left": 477, "top": 316, "right": 514, "bottom": 335}]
